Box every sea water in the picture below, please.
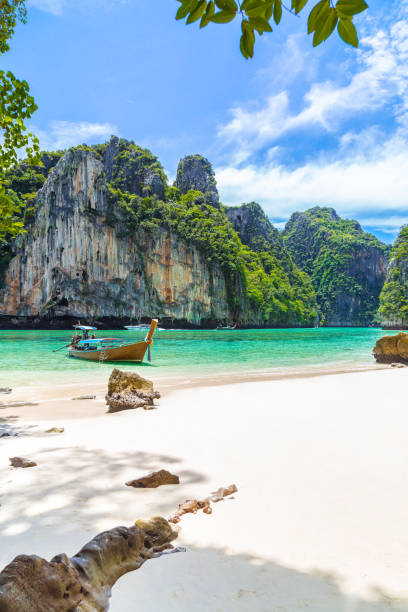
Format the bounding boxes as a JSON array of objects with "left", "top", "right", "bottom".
[{"left": 0, "top": 327, "right": 397, "bottom": 388}]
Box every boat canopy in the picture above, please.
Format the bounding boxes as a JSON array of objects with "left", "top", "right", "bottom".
[{"left": 74, "top": 325, "right": 97, "bottom": 331}]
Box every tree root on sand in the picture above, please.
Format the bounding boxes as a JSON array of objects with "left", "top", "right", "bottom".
[{"left": 0, "top": 517, "right": 177, "bottom": 611}]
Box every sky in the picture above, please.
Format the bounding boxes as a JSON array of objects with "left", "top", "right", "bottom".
[{"left": 4, "top": 0, "right": 408, "bottom": 242}]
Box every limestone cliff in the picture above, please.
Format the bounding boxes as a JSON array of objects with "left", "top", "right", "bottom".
[
  {"left": 0, "top": 138, "right": 320, "bottom": 329},
  {"left": 282, "top": 207, "right": 390, "bottom": 326},
  {"left": 176, "top": 154, "right": 219, "bottom": 208},
  {"left": 0, "top": 147, "right": 233, "bottom": 327},
  {"left": 378, "top": 225, "right": 408, "bottom": 329}
]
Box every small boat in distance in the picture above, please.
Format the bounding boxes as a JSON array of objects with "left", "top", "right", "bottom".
[
  {"left": 216, "top": 324, "right": 237, "bottom": 330},
  {"left": 124, "top": 324, "right": 165, "bottom": 331},
  {"left": 68, "top": 320, "right": 158, "bottom": 362}
]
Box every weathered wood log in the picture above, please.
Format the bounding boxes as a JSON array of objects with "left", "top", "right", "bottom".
[{"left": 0, "top": 516, "right": 177, "bottom": 611}]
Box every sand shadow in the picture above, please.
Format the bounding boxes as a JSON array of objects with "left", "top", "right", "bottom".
[
  {"left": 112, "top": 544, "right": 408, "bottom": 612},
  {"left": 0, "top": 446, "right": 206, "bottom": 559}
]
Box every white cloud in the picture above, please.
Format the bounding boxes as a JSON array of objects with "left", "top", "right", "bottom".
[
  {"left": 32, "top": 120, "right": 118, "bottom": 150},
  {"left": 28, "top": 0, "right": 129, "bottom": 15},
  {"left": 218, "top": 19, "right": 408, "bottom": 162},
  {"left": 215, "top": 13, "right": 408, "bottom": 235},
  {"left": 216, "top": 133, "right": 408, "bottom": 228},
  {"left": 27, "top": 0, "right": 64, "bottom": 14}
]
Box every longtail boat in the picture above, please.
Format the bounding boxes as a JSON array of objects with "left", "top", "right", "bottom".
[{"left": 67, "top": 319, "right": 158, "bottom": 363}]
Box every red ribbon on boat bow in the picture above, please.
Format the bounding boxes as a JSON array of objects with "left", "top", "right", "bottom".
[{"left": 145, "top": 337, "right": 153, "bottom": 362}]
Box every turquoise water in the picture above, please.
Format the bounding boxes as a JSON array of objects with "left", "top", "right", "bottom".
[{"left": 0, "top": 327, "right": 397, "bottom": 387}]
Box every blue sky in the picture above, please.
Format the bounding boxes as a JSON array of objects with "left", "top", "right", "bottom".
[{"left": 5, "top": 0, "right": 408, "bottom": 242}]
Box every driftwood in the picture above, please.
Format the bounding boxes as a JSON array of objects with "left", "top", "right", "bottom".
[
  {"left": 0, "top": 516, "right": 177, "bottom": 611},
  {"left": 169, "top": 484, "right": 238, "bottom": 523}
]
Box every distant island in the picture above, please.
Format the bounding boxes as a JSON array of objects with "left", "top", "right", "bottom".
[{"left": 0, "top": 136, "right": 405, "bottom": 330}]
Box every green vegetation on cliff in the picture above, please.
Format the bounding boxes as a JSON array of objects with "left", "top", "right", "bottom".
[
  {"left": 0, "top": 151, "right": 64, "bottom": 284},
  {"left": 378, "top": 226, "right": 408, "bottom": 327},
  {"left": 105, "top": 147, "right": 318, "bottom": 326},
  {"left": 225, "top": 201, "right": 318, "bottom": 324},
  {"left": 2, "top": 151, "right": 64, "bottom": 226},
  {"left": 283, "top": 207, "right": 390, "bottom": 326},
  {"left": 2, "top": 140, "right": 319, "bottom": 326}
]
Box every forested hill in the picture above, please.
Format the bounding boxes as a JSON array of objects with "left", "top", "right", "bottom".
[
  {"left": 282, "top": 207, "right": 390, "bottom": 326},
  {"left": 378, "top": 226, "right": 408, "bottom": 329},
  {"left": 0, "top": 137, "right": 318, "bottom": 328}
]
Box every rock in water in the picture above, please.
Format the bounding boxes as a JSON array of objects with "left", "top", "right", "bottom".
[
  {"left": 126, "top": 469, "right": 180, "bottom": 488},
  {"left": 105, "top": 368, "right": 160, "bottom": 413},
  {"left": 373, "top": 332, "right": 408, "bottom": 363},
  {"left": 0, "top": 517, "right": 177, "bottom": 611},
  {"left": 9, "top": 457, "right": 37, "bottom": 468}
]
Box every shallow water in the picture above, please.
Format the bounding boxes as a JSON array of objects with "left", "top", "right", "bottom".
[{"left": 0, "top": 327, "right": 397, "bottom": 388}]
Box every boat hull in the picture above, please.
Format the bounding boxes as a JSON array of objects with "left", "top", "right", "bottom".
[{"left": 68, "top": 340, "right": 148, "bottom": 362}]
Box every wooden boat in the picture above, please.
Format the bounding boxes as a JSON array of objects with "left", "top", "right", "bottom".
[{"left": 68, "top": 319, "right": 158, "bottom": 362}]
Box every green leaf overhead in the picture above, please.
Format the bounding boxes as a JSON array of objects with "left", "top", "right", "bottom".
[
  {"left": 200, "top": 0, "right": 215, "bottom": 27},
  {"left": 175, "top": 0, "right": 370, "bottom": 58},
  {"left": 273, "top": 0, "right": 282, "bottom": 25},
  {"left": 211, "top": 9, "right": 236, "bottom": 23},
  {"left": 186, "top": 0, "right": 207, "bottom": 23},
  {"left": 313, "top": 7, "right": 338, "bottom": 47},
  {"left": 338, "top": 17, "right": 358, "bottom": 46},
  {"left": 336, "top": 0, "right": 368, "bottom": 17}
]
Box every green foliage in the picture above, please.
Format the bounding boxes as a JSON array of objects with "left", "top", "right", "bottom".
[
  {"left": 0, "top": 1, "right": 41, "bottom": 241},
  {"left": 176, "top": 0, "right": 369, "bottom": 57},
  {"left": 0, "top": 150, "right": 64, "bottom": 242},
  {"left": 283, "top": 207, "right": 390, "bottom": 326},
  {"left": 378, "top": 226, "right": 408, "bottom": 325},
  {"left": 94, "top": 138, "right": 167, "bottom": 198},
  {"left": 107, "top": 183, "right": 317, "bottom": 325}
]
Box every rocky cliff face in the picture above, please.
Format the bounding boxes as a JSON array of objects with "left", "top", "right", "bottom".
[
  {"left": 176, "top": 155, "right": 219, "bottom": 208},
  {"left": 0, "top": 147, "right": 233, "bottom": 327},
  {"left": 378, "top": 226, "right": 408, "bottom": 329},
  {"left": 283, "top": 207, "right": 390, "bottom": 326},
  {"left": 226, "top": 202, "right": 292, "bottom": 267}
]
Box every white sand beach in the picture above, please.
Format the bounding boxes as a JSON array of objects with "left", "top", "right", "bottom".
[{"left": 1, "top": 367, "right": 408, "bottom": 611}]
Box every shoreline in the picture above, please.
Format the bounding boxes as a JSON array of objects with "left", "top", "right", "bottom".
[{"left": 0, "top": 361, "right": 390, "bottom": 421}]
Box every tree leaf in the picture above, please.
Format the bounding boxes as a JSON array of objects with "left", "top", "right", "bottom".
[
  {"left": 240, "top": 34, "right": 249, "bottom": 58},
  {"left": 241, "top": 0, "right": 266, "bottom": 11},
  {"left": 176, "top": 0, "right": 199, "bottom": 20},
  {"left": 273, "top": 0, "right": 282, "bottom": 25},
  {"left": 337, "top": 17, "right": 358, "bottom": 46},
  {"left": 264, "top": 3, "right": 274, "bottom": 20},
  {"left": 249, "top": 16, "right": 272, "bottom": 32},
  {"left": 215, "top": 0, "right": 238, "bottom": 9},
  {"left": 211, "top": 9, "right": 237, "bottom": 23},
  {"left": 200, "top": 0, "right": 215, "bottom": 27},
  {"left": 336, "top": 0, "right": 368, "bottom": 17},
  {"left": 294, "top": 0, "right": 308, "bottom": 15},
  {"left": 313, "top": 6, "right": 338, "bottom": 46},
  {"left": 307, "top": 0, "right": 329, "bottom": 33},
  {"left": 187, "top": 0, "right": 208, "bottom": 23}
]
